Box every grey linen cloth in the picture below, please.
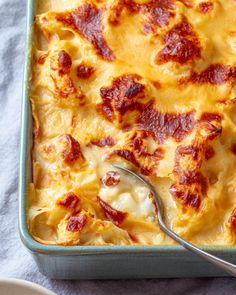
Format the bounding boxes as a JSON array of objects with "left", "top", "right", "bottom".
[{"left": 0, "top": 0, "right": 235, "bottom": 294}]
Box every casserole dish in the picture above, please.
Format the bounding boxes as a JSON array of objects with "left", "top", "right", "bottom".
[{"left": 19, "top": 0, "right": 236, "bottom": 279}]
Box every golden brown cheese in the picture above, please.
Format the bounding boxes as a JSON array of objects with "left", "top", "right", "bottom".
[{"left": 29, "top": 0, "right": 236, "bottom": 246}]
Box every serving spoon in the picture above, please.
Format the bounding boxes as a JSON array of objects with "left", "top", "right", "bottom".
[{"left": 113, "top": 164, "right": 236, "bottom": 277}]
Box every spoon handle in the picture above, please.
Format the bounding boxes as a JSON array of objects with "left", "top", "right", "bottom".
[{"left": 158, "top": 218, "right": 236, "bottom": 277}]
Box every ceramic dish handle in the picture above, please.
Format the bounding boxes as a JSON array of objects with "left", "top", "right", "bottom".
[{"left": 158, "top": 217, "right": 236, "bottom": 277}]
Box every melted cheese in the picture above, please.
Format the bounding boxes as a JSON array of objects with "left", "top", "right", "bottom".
[{"left": 29, "top": 0, "right": 236, "bottom": 246}]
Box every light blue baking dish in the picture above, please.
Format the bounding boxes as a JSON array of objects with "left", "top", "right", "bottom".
[{"left": 19, "top": 0, "right": 236, "bottom": 279}]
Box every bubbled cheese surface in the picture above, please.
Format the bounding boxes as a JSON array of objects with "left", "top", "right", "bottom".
[{"left": 29, "top": 0, "right": 236, "bottom": 246}]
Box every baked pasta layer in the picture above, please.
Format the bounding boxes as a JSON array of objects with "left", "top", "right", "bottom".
[{"left": 29, "top": 0, "right": 236, "bottom": 246}]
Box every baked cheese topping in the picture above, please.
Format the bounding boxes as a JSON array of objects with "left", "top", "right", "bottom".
[{"left": 29, "top": 0, "right": 236, "bottom": 246}]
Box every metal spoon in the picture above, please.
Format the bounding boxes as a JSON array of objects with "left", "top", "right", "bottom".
[{"left": 113, "top": 164, "right": 236, "bottom": 277}]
